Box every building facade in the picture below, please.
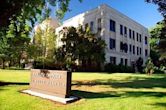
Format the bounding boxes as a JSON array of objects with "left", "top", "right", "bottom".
[{"left": 56, "top": 4, "right": 150, "bottom": 66}]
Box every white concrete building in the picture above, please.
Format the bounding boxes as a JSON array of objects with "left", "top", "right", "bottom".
[{"left": 56, "top": 4, "right": 150, "bottom": 66}]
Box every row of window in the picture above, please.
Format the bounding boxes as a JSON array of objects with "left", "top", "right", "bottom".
[
  {"left": 110, "top": 19, "right": 148, "bottom": 44},
  {"left": 110, "top": 57, "right": 128, "bottom": 66},
  {"left": 109, "top": 38, "right": 148, "bottom": 56}
]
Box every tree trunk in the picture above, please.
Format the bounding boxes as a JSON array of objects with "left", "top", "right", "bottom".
[{"left": 2, "top": 59, "right": 5, "bottom": 69}]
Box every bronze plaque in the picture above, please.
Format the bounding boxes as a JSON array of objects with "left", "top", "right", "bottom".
[{"left": 30, "top": 69, "right": 72, "bottom": 98}]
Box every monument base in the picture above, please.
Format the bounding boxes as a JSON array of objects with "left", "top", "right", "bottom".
[{"left": 22, "top": 90, "right": 78, "bottom": 104}]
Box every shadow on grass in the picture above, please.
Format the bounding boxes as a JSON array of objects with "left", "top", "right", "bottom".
[
  {"left": 151, "top": 103, "right": 166, "bottom": 107},
  {"left": 73, "top": 75, "right": 166, "bottom": 89},
  {"left": 72, "top": 90, "right": 120, "bottom": 99},
  {"left": 72, "top": 90, "right": 166, "bottom": 99},
  {"left": 0, "top": 81, "right": 29, "bottom": 86}
]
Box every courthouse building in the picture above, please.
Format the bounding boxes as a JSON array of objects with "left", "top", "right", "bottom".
[{"left": 56, "top": 4, "right": 150, "bottom": 66}]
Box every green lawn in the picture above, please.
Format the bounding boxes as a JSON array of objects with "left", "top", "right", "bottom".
[{"left": 0, "top": 70, "right": 166, "bottom": 110}]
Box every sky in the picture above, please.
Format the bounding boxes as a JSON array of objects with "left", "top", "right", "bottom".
[{"left": 51, "top": 0, "right": 163, "bottom": 28}]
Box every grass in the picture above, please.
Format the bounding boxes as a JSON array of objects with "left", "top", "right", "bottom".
[{"left": 0, "top": 69, "right": 166, "bottom": 110}]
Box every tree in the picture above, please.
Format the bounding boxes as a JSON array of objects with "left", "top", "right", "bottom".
[
  {"left": 0, "top": 35, "right": 9, "bottom": 69},
  {"left": 0, "top": 0, "right": 82, "bottom": 28},
  {"left": 149, "top": 20, "right": 166, "bottom": 59},
  {"left": 145, "top": 0, "right": 166, "bottom": 17},
  {"left": 56, "top": 26, "right": 106, "bottom": 71},
  {"left": 33, "top": 19, "right": 57, "bottom": 59},
  {"left": 5, "top": 19, "right": 31, "bottom": 67},
  {"left": 146, "top": 0, "right": 166, "bottom": 59}
]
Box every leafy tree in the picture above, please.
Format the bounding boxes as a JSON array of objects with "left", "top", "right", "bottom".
[
  {"left": 145, "top": 0, "right": 166, "bottom": 17},
  {"left": 0, "top": 0, "right": 82, "bottom": 28},
  {"left": 5, "top": 18, "right": 31, "bottom": 67},
  {"left": 149, "top": 20, "right": 166, "bottom": 59},
  {"left": 56, "top": 26, "right": 106, "bottom": 71},
  {"left": 0, "top": 35, "right": 9, "bottom": 69},
  {"left": 33, "top": 19, "right": 57, "bottom": 59},
  {"left": 146, "top": 0, "right": 166, "bottom": 59}
]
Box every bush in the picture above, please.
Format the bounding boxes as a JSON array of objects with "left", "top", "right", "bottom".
[
  {"left": 144, "top": 58, "right": 154, "bottom": 75},
  {"left": 104, "top": 63, "right": 135, "bottom": 73},
  {"left": 33, "top": 57, "right": 66, "bottom": 70}
]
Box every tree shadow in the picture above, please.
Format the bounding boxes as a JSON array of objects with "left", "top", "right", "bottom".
[
  {"left": 72, "top": 76, "right": 166, "bottom": 89},
  {"left": 71, "top": 90, "right": 166, "bottom": 99},
  {"left": 71, "top": 90, "right": 121, "bottom": 99},
  {"left": 0, "top": 81, "right": 29, "bottom": 86},
  {"left": 151, "top": 103, "right": 166, "bottom": 107}
]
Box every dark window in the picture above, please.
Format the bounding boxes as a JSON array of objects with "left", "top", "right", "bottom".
[
  {"left": 120, "top": 25, "right": 123, "bottom": 35},
  {"left": 110, "top": 57, "right": 116, "bottom": 65},
  {"left": 97, "top": 18, "right": 101, "bottom": 31},
  {"left": 124, "top": 26, "right": 127, "bottom": 36},
  {"left": 120, "top": 58, "right": 123, "bottom": 65},
  {"left": 125, "top": 59, "right": 128, "bottom": 66},
  {"left": 129, "top": 29, "right": 132, "bottom": 38},
  {"left": 133, "top": 31, "right": 135, "bottom": 40},
  {"left": 145, "top": 49, "right": 148, "bottom": 56},
  {"left": 133, "top": 45, "right": 135, "bottom": 54},
  {"left": 140, "top": 34, "right": 142, "bottom": 42},
  {"left": 137, "top": 47, "right": 139, "bottom": 55},
  {"left": 110, "top": 19, "right": 116, "bottom": 32},
  {"left": 124, "top": 43, "right": 128, "bottom": 53},
  {"left": 90, "top": 21, "right": 94, "bottom": 32},
  {"left": 129, "top": 44, "right": 132, "bottom": 52},
  {"left": 137, "top": 33, "right": 139, "bottom": 41},
  {"left": 120, "top": 42, "right": 123, "bottom": 51},
  {"left": 145, "top": 36, "right": 147, "bottom": 44},
  {"left": 110, "top": 38, "right": 116, "bottom": 49},
  {"left": 140, "top": 48, "right": 142, "bottom": 55}
]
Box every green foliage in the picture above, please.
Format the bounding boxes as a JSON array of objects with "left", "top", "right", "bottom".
[
  {"left": 0, "top": 0, "right": 81, "bottom": 28},
  {"left": 33, "top": 19, "right": 57, "bottom": 59},
  {"left": 146, "top": 0, "right": 166, "bottom": 17},
  {"left": 144, "top": 58, "right": 155, "bottom": 75},
  {"left": 104, "top": 63, "right": 135, "bottom": 73}
]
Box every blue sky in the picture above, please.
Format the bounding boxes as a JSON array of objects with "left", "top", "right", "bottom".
[{"left": 51, "top": 0, "right": 163, "bottom": 28}]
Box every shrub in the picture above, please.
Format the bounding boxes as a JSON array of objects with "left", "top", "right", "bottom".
[
  {"left": 104, "top": 63, "right": 134, "bottom": 73},
  {"left": 144, "top": 58, "right": 154, "bottom": 75},
  {"left": 33, "top": 57, "right": 65, "bottom": 70}
]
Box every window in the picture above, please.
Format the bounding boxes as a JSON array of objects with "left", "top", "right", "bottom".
[
  {"left": 90, "top": 21, "right": 94, "bottom": 32},
  {"left": 110, "top": 38, "right": 116, "bottom": 49},
  {"left": 124, "top": 26, "right": 127, "bottom": 37},
  {"left": 125, "top": 59, "right": 128, "bottom": 66},
  {"left": 97, "top": 18, "right": 101, "bottom": 31},
  {"left": 120, "top": 42, "right": 123, "bottom": 51},
  {"left": 140, "top": 34, "right": 142, "bottom": 42},
  {"left": 145, "top": 49, "right": 148, "bottom": 56},
  {"left": 129, "top": 29, "right": 132, "bottom": 38},
  {"left": 110, "top": 57, "right": 116, "bottom": 65},
  {"left": 145, "top": 36, "right": 147, "bottom": 44},
  {"left": 133, "top": 45, "right": 135, "bottom": 54},
  {"left": 129, "top": 44, "right": 132, "bottom": 52},
  {"left": 120, "top": 25, "right": 123, "bottom": 35},
  {"left": 140, "top": 48, "right": 142, "bottom": 55},
  {"left": 110, "top": 19, "right": 116, "bottom": 32},
  {"left": 133, "top": 31, "right": 135, "bottom": 40},
  {"left": 137, "top": 47, "right": 139, "bottom": 55},
  {"left": 120, "top": 58, "right": 123, "bottom": 65},
  {"left": 137, "top": 33, "right": 139, "bottom": 41}
]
